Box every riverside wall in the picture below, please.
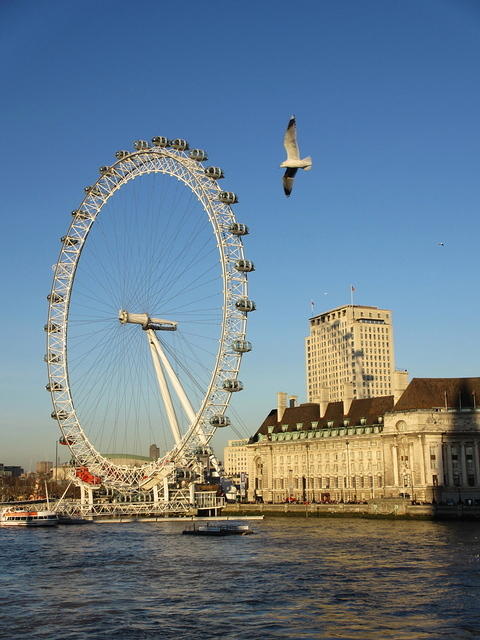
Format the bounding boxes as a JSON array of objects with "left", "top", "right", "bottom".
[{"left": 222, "top": 499, "right": 480, "bottom": 521}]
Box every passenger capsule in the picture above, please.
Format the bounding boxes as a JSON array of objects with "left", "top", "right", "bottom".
[
  {"left": 218, "top": 191, "right": 238, "bottom": 205},
  {"left": 222, "top": 379, "right": 244, "bottom": 392},
  {"left": 51, "top": 410, "right": 70, "bottom": 420},
  {"left": 71, "top": 209, "right": 91, "bottom": 220},
  {"left": 59, "top": 435, "right": 75, "bottom": 445},
  {"left": 115, "top": 150, "right": 130, "bottom": 159},
  {"left": 84, "top": 185, "right": 101, "bottom": 197},
  {"left": 204, "top": 166, "right": 224, "bottom": 179},
  {"left": 234, "top": 259, "right": 255, "bottom": 273},
  {"left": 232, "top": 340, "right": 252, "bottom": 353},
  {"left": 44, "top": 353, "right": 62, "bottom": 363},
  {"left": 44, "top": 322, "right": 61, "bottom": 333},
  {"left": 151, "top": 136, "right": 170, "bottom": 147},
  {"left": 235, "top": 298, "right": 256, "bottom": 313},
  {"left": 228, "top": 222, "right": 249, "bottom": 236},
  {"left": 170, "top": 138, "right": 189, "bottom": 151},
  {"left": 99, "top": 165, "right": 114, "bottom": 175},
  {"left": 134, "top": 140, "right": 149, "bottom": 150},
  {"left": 47, "top": 292, "right": 64, "bottom": 304},
  {"left": 209, "top": 414, "right": 231, "bottom": 428},
  {"left": 46, "top": 382, "right": 64, "bottom": 392},
  {"left": 61, "top": 236, "right": 79, "bottom": 247},
  {"left": 189, "top": 149, "right": 208, "bottom": 161}
]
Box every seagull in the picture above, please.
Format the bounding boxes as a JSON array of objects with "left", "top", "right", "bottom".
[
  {"left": 280, "top": 115, "right": 312, "bottom": 197},
  {"left": 437, "top": 242, "right": 445, "bottom": 247}
]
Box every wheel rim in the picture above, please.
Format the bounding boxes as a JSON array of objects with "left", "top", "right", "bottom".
[{"left": 46, "top": 143, "right": 252, "bottom": 491}]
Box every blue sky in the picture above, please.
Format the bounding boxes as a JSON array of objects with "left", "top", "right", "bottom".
[{"left": 1, "top": 0, "right": 479, "bottom": 471}]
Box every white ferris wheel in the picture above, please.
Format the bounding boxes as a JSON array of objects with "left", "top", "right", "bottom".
[{"left": 45, "top": 136, "right": 255, "bottom": 493}]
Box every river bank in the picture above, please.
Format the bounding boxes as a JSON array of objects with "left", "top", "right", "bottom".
[{"left": 223, "top": 498, "right": 480, "bottom": 520}]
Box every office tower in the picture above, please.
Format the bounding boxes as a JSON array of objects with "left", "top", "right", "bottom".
[
  {"left": 306, "top": 304, "right": 405, "bottom": 402},
  {"left": 149, "top": 443, "right": 160, "bottom": 460}
]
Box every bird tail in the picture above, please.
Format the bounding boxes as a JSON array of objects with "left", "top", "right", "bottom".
[{"left": 302, "top": 156, "right": 312, "bottom": 171}]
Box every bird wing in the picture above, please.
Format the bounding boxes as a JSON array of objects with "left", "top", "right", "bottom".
[
  {"left": 283, "top": 167, "right": 297, "bottom": 197},
  {"left": 283, "top": 116, "right": 300, "bottom": 160}
]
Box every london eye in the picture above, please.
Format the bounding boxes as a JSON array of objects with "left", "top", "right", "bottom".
[{"left": 45, "top": 136, "right": 254, "bottom": 494}]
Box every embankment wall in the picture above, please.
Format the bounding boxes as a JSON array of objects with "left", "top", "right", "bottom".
[{"left": 222, "top": 500, "right": 480, "bottom": 520}]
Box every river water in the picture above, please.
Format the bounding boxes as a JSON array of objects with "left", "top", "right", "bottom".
[{"left": 1, "top": 517, "right": 480, "bottom": 639}]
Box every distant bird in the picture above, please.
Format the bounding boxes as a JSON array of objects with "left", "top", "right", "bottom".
[
  {"left": 437, "top": 242, "right": 445, "bottom": 247},
  {"left": 280, "top": 115, "right": 312, "bottom": 196}
]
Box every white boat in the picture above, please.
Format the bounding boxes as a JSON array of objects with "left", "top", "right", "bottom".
[{"left": 0, "top": 508, "right": 59, "bottom": 527}]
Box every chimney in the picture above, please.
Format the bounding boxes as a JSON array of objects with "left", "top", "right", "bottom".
[
  {"left": 288, "top": 395, "right": 297, "bottom": 408},
  {"left": 319, "top": 387, "right": 329, "bottom": 418},
  {"left": 393, "top": 370, "right": 409, "bottom": 404},
  {"left": 277, "top": 392, "right": 288, "bottom": 422},
  {"left": 343, "top": 381, "right": 354, "bottom": 416}
]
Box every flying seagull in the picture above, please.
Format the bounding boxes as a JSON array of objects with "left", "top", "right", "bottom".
[
  {"left": 280, "top": 115, "right": 312, "bottom": 196},
  {"left": 437, "top": 242, "right": 445, "bottom": 247}
]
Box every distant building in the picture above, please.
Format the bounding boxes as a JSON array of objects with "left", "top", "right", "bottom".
[
  {"left": 103, "top": 453, "right": 151, "bottom": 467},
  {"left": 51, "top": 464, "right": 72, "bottom": 482},
  {"left": 305, "top": 304, "right": 408, "bottom": 402},
  {"left": 246, "top": 379, "right": 480, "bottom": 505},
  {"left": 149, "top": 444, "right": 160, "bottom": 460},
  {"left": 36, "top": 461, "right": 53, "bottom": 475},
  {"left": 223, "top": 439, "right": 249, "bottom": 477},
  {"left": 4, "top": 465, "right": 24, "bottom": 478}
]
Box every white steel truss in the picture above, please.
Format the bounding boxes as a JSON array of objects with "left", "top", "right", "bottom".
[{"left": 46, "top": 142, "right": 253, "bottom": 492}]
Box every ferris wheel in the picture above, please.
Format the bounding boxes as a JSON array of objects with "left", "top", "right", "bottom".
[{"left": 45, "top": 136, "right": 255, "bottom": 492}]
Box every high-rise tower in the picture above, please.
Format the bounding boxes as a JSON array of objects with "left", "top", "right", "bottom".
[{"left": 306, "top": 304, "right": 407, "bottom": 402}]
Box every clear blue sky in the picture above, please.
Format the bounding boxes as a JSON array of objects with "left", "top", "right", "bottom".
[{"left": 1, "top": 0, "right": 479, "bottom": 471}]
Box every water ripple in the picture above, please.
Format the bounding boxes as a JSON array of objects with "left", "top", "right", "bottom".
[{"left": 1, "top": 519, "right": 480, "bottom": 638}]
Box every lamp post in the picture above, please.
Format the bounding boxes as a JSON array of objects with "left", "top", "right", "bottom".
[
  {"left": 346, "top": 440, "right": 350, "bottom": 502},
  {"left": 55, "top": 439, "right": 58, "bottom": 483}
]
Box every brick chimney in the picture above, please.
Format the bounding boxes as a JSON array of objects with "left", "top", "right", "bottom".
[
  {"left": 277, "top": 392, "right": 288, "bottom": 422},
  {"left": 319, "top": 387, "right": 329, "bottom": 417},
  {"left": 343, "top": 381, "right": 354, "bottom": 416},
  {"left": 393, "top": 370, "right": 409, "bottom": 404}
]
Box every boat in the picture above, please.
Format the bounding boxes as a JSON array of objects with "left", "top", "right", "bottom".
[
  {"left": 182, "top": 522, "right": 254, "bottom": 536},
  {"left": 0, "top": 508, "right": 59, "bottom": 527}
]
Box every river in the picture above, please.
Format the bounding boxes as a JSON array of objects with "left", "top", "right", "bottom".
[{"left": 1, "top": 517, "right": 480, "bottom": 639}]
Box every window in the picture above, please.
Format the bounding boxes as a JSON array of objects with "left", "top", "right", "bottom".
[{"left": 430, "top": 446, "right": 436, "bottom": 469}]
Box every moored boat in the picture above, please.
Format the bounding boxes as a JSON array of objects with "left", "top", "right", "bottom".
[
  {"left": 0, "top": 509, "right": 59, "bottom": 527},
  {"left": 182, "top": 522, "right": 254, "bottom": 536}
]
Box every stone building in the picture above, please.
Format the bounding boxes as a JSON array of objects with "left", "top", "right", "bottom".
[
  {"left": 223, "top": 439, "right": 249, "bottom": 477},
  {"left": 306, "top": 304, "right": 408, "bottom": 402},
  {"left": 36, "top": 461, "right": 53, "bottom": 475},
  {"left": 149, "top": 444, "right": 160, "bottom": 460},
  {"left": 245, "top": 378, "right": 480, "bottom": 505}
]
